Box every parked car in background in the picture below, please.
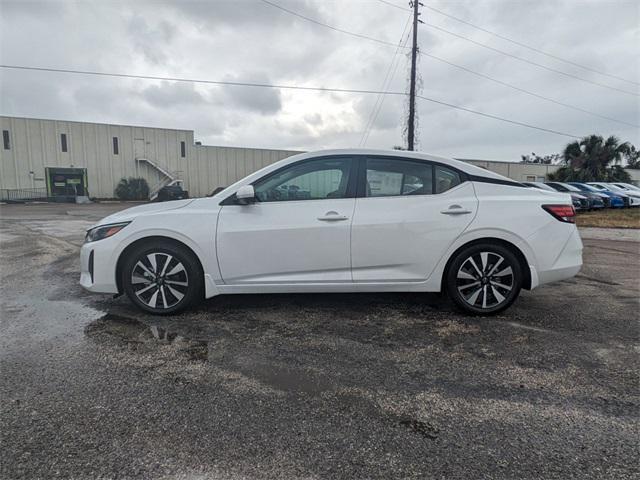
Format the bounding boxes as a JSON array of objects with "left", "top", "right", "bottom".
[
  {"left": 157, "top": 184, "right": 189, "bottom": 202},
  {"left": 591, "top": 183, "right": 640, "bottom": 207},
  {"left": 610, "top": 182, "right": 640, "bottom": 193},
  {"left": 565, "top": 183, "right": 609, "bottom": 209},
  {"left": 79, "top": 149, "right": 582, "bottom": 316},
  {"left": 545, "top": 182, "right": 606, "bottom": 209},
  {"left": 585, "top": 182, "right": 633, "bottom": 207},
  {"left": 522, "top": 182, "right": 588, "bottom": 211},
  {"left": 568, "top": 183, "right": 626, "bottom": 208}
]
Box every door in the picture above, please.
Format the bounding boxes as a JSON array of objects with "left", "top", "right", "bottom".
[
  {"left": 351, "top": 157, "right": 478, "bottom": 282},
  {"left": 134, "top": 138, "right": 146, "bottom": 159},
  {"left": 216, "top": 156, "right": 356, "bottom": 284}
]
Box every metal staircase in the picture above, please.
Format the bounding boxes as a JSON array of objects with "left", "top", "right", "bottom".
[{"left": 135, "top": 157, "right": 182, "bottom": 200}]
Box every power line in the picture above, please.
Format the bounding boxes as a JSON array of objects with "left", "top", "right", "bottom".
[
  {"left": 424, "top": 23, "right": 639, "bottom": 97},
  {"left": 0, "top": 64, "right": 581, "bottom": 138},
  {"left": 418, "top": 50, "right": 639, "bottom": 128},
  {"left": 258, "top": 0, "right": 403, "bottom": 49},
  {"left": 360, "top": 16, "right": 412, "bottom": 146},
  {"left": 373, "top": 0, "right": 639, "bottom": 87},
  {"left": 265, "top": 0, "right": 635, "bottom": 127},
  {"left": 423, "top": 4, "right": 639, "bottom": 86},
  {"left": 374, "top": 0, "right": 410, "bottom": 11},
  {"left": 0, "top": 64, "right": 409, "bottom": 96},
  {"left": 416, "top": 94, "right": 580, "bottom": 138},
  {"left": 258, "top": 0, "right": 629, "bottom": 128}
]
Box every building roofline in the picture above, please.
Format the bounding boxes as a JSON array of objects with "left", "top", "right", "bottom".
[{"left": 0, "top": 114, "right": 194, "bottom": 134}]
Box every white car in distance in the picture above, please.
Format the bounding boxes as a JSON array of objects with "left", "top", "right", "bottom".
[{"left": 80, "top": 149, "right": 582, "bottom": 315}]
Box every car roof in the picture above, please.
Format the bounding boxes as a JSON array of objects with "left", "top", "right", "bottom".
[{"left": 210, "top": 149, "right": 516, "bottom": 201}]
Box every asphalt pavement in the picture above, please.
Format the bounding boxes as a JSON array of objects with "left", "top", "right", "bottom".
[{"left": 1, "top": 203, "right": 638, "bottom": 479}]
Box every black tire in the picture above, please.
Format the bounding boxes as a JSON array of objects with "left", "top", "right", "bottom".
[
  {"left": 122, "top": 239, "right": 203, "bottom": 315},
  {"left": 446, "top": 243, "right": 522, "bottom": 315}
]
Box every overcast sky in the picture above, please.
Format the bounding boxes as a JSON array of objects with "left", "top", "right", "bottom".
[{"left": 1, "top": 0, "right": 638, "bottom": 160}]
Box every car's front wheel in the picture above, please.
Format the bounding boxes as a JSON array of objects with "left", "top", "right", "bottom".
[
  {"left": 446, "top": 243, "right": 523, "bottom": 315},
  {"left": 121, "top": 240, "right": 203, "bottom": 315}
]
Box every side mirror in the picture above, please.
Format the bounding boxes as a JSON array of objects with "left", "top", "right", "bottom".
[{"left": 236, "top": 185, "right": 256, "bottom": 205}]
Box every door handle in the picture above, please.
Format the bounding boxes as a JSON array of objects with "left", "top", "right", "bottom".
[
  {"left": 441, "top": 204, "right": 472, "bottom": 215},
  {"left": 317, "top": 211, "right": 349, "bottom": 221}
]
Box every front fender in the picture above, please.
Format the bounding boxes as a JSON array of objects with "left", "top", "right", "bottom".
[{"left": 109, "top": 209, "right": 222, "bottom": 298}]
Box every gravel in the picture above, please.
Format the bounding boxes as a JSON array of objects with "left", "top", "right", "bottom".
[{"left": 1, "top": 203, "right": 638, "bottom": 479}]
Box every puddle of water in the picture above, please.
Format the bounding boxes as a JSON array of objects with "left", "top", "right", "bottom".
[
  {"left": 86, "top": 314, "right": 334, "bottom": 393},
  {"left": 85, "top": 314, "right": 209, "bottom": 361}
]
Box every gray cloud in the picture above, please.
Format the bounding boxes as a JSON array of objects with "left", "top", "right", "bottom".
[
  {"left": 141, "top": 81, "right": 207, "bottom": 107},
  {"left": 221, "top": 72, "right": 282, "bottom": 114},
  {"left": 127, "top": 15, "right": 176, "bottom": 64},
  {"left": 0, "top": 0, "right": 637, "bottom": 159}
]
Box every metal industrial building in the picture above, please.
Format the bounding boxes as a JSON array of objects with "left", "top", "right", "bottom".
[
  {"left": 0, "top": 116, "right": 299, "bottom": 200},
  {"left": 1, "top": 115, "right": 569, "bottom": 201}
]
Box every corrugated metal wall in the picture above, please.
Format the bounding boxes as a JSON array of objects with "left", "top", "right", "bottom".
[
  {"left": 0, "top": 116, "right": 300, "bottom": 198},
  {"left": 1, "top": 116, "right": 568, "bottom": 199},
  {"left": 461, "top": 159, "right": 560, "bottom": 182}
]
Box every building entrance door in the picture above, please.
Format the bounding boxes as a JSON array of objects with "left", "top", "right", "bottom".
[{"left": 46, "top": 167, "right": 88, "bottom": 202}]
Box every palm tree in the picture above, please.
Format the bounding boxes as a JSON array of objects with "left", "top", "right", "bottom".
[
  {"left": 564, "top": 135, "right": 631, "bottom": 176},
  {"left": 550, "top": 135, "right": 632, "bottom": 182}
]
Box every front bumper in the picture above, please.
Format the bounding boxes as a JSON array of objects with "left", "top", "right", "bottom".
[{"left": 80, "top": 240, "right": 119, "bottom": 294}]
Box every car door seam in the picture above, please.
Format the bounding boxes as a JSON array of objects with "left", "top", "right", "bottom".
[{"left": 214, "top": 208, "right": 226, "bottom": 285}]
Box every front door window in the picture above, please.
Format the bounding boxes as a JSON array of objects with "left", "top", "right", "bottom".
[{"left": 254, "top": 157, "right": 353, "bottom": 202}]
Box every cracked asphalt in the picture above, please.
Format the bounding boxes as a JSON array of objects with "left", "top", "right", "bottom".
[{"left": 1, "top": 203, "right": 639, "bottom": 479}]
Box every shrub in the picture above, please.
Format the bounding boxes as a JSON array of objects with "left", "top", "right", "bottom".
[{"left": 114, "top": 177, "right": 150, "bottom": 200}]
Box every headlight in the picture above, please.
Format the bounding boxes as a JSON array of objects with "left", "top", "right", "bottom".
[{"left": 85, "top": 222, "right": 130, "bottom": 243}]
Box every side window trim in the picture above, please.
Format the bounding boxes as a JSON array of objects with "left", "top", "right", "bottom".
[
  {"left": 356, "top": 155, "right": 469, "bottom": 198},
  {"left": 220, "top": 155, "right": 359, "bottom": 206}
]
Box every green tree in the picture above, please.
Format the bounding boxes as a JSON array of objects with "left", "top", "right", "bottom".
[
  {"left": 521, "top": 153, "right": 561, "bottom": 164},
  {"left": 625, "top": 145, "right": 640, "bottom": 169},
  {"left": 547, "top": 135, "right": 632, "bottom": 182}
]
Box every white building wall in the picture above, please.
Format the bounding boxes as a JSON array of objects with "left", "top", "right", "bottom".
[
  {"left": 3, "top": 116, "right": 590, "bottom": 200},
  {"left": 627, "top": 169, "right": 640, "bottom": 186},
  {"left": 0, "top": 116, "right": 300, "bottom": 198},
  {"left": 461, "top": 159, "right": 560, "bottom": 182}
]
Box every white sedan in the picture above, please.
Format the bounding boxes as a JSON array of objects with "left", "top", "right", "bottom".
[{"left": 80, "top": 149, "right": 582, "bottom": 315}]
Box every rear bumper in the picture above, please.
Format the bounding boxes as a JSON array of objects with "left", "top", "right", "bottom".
[{"left": 535, "top": 227, "right": 583, "bottom": 286}]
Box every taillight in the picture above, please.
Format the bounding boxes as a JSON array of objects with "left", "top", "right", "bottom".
[{"left": 542, "top": 204, "right": 576, "bottom": 223}]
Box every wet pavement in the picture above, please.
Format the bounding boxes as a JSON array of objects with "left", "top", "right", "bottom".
[{"left": 1, "top": 203, "right": 639, "bottom": 479}]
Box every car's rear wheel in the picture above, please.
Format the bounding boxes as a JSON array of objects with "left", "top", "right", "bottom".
[
  {"left": 122, "top": 240, "right": 203, "bottom": 315},
  {"left": 446, "top": 243, "right": 522, "bottom": 315}
]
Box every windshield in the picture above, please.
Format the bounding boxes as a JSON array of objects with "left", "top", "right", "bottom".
[
  {"left": 579, "top": 184, "right": 599, "bottom": 192},
  {"left": 560, "top": 183, "right": 582, "bottom": 192},
  {"left": 530, "top": 182, "right": 556, "bottom": 192}
]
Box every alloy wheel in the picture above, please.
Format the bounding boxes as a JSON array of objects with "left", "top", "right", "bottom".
[
  {"left": 455, "top": 251, "right": 514, "bottom": 310},
  {"left": 131, "top": 252, "right": 189, "bottom": 310}
]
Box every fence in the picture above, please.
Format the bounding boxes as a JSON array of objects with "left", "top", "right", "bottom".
[{"left": 0, "top": 187, "right": 49, "bottom": 203}]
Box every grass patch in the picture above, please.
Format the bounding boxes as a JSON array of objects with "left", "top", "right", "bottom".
[{"left": 576, "top": 208, "right": 640, "bottom": 229}]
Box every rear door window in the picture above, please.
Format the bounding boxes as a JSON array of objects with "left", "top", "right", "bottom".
[{"left": 365, "top": 158, "right": 433, "bottom": 197}]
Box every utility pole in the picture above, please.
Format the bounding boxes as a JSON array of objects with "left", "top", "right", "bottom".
[{"left": 407, "top": 0, "right": 420, "bottom": 151}]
